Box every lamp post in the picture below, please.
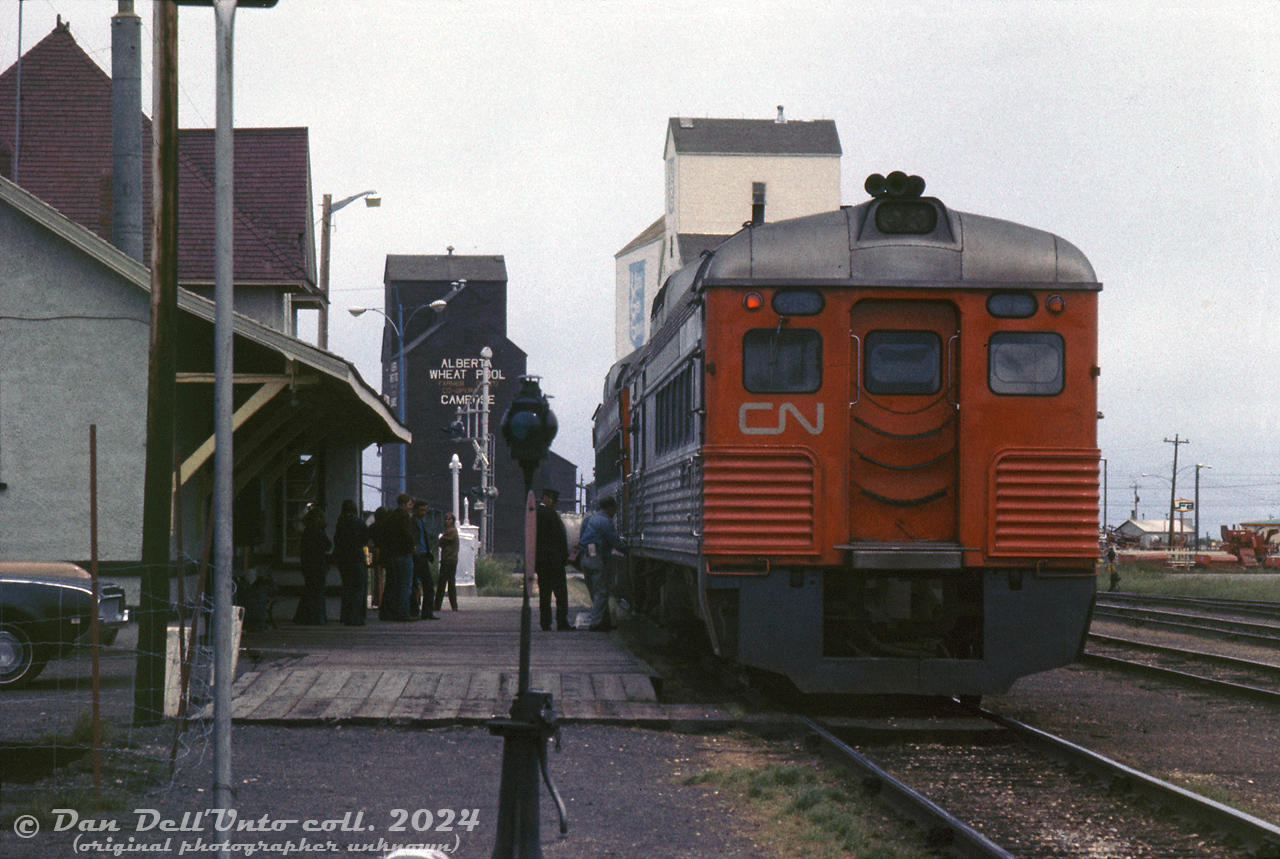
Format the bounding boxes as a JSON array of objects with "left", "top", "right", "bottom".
[
  {"left": 349, "top": 304, "right": 436, "bottom": 503},
  {"left": 317, "top": 190, "right": 379, "bottom": 349},
  {"left": 1195, "top": 463, "right": 1212, "bottom": 550},
  {"left": 490, "top": 376, "right": 566, "bottom": 858}
]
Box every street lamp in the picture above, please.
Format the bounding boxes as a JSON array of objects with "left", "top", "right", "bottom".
[
  {"left": 349, "top": 278, "right": 468, "bottom": 504},
  {"left": 348, "top": 304, "right": 429, "bottom": 503},
  {"left": 318, "top": 190, "right": 380, "bottom": 349}
]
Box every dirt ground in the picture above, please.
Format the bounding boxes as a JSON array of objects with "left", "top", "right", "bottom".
[
  {"left": 3, "top": 724, "right": 814, "bottom": 859},
  {"left": 8, "top": 612, "right": 1280, "bottom": 858}
]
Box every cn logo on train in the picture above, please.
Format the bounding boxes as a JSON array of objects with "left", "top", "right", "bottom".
[{"left": 738, "top": 402, "right": 825, "bottom": 435}]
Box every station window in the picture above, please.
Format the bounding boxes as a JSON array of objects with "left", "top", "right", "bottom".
[
  {"left": 989, "top": 331, "right": 1064, "bottom": 395},
  {"left": 743, "top": 328, "right": 822, "bottom": 393},
  {"left": 864, "top": 331, "right": 941, "bottom": 395}
]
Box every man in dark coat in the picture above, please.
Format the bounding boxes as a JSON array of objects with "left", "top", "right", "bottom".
[
  {"left": 378, "top": 492, "right": 417, "bottom": 621},
  {"left": 534, "top": 488, "right": 571, "bottom": 631}
]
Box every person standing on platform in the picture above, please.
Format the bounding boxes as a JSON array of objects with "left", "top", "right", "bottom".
[
  {"left": 412, "top": 499, "right": 438, "bottom": 619},
  {"left": 534, "top": 488, "right": 572, "bottom": 631},
  {"left": 292, "top": 505, "right": 331, "bottom": 625},
  {"left": 332, "top": 499, "right": 370, "bottom": 626},
  {"left": 379, "top": 492, "right": 417, "bottom": 621},
  {"left": 434, "top": 512, "right": 461, "bottom": 612},
  {"left": 580, "top": 496, "right": 626, "bottom": 632}
]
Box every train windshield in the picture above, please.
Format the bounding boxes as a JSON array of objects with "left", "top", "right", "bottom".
[
  {"left": 989, "top": 331, "right": 1064, "bottom": 395},
  {"left": 743, "top": 328, "right": 822, "bottom": 392},
  {"left": 864, "top": 331, "right": 941, "bottom": 395}
]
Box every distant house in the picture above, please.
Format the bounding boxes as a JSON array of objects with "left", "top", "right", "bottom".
[
  {"left": 614, "top": 110, "right": 843, "bottom": 358},
  {"left": 1114, "top": 518, "right": 1195, "bottom": 548}
]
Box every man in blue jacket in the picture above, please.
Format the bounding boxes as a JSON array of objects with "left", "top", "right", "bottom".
[{"left": 579, "top": 497, "right": 626, "bottom": 631}]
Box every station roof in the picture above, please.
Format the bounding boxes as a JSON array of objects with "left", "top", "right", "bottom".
[{"left": 0, "top": 21, "right": 315, "bottom": 291}]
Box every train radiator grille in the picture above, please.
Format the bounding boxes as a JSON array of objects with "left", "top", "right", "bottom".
[
  {"left": 989, "top": 449, "right": 1100, "bottom": 558},
  {"left": 702, "top": 446, "right": 818, "bottom": 555}
]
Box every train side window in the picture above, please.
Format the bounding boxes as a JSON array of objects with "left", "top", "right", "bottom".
[
  {"left": 743, "top": 328, "right": 822, "bottom": 393},
  {"left": 864, "top": 331, "right": 941, "bottom": 395},
  {"left": 655, "top": 364, "right": 696, "bottom": 454},
  {"left": 989, "top": 332, "right": 1064, "bottom": 395}
]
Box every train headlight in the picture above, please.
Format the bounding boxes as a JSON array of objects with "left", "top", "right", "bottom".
[{"left": 743, "top": 292, "right": 764, "bottom": 311}]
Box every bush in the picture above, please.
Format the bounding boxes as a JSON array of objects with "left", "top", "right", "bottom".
[{"left": 474, "top": 554, "right": 524, "bottom": 597}]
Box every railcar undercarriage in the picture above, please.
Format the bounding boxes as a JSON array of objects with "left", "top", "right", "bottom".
[{"left": 821, "top": 571, "right": 984, "bottom": 659}]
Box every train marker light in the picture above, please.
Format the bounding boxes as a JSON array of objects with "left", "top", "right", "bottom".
[
  {"left": 744, "top": 292, "right": 765, "bottom": 311},
  {"left": 1046, "top": 294, "right": 1066, "bottom": 314}
]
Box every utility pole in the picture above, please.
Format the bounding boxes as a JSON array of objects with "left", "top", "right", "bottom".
[
  {"left": 1165, "top": 434, "right": 1190, "bottom": 548},
  {"left": 1130, "top": 481, "right": 1140, "bottom": 520},
  {"left": 135, "top": 0, "right": 180, "bottom": 727}
]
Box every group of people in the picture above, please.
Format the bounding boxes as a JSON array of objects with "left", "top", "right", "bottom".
[
  {"left": 291, "top": 487, "right": 626, "bottom": 633},
  {"left": 533, "top": 489, "right": 626, "bottom": 632},
  {"left": 291, "top": 493, "right": 461, "bottom": 626}
]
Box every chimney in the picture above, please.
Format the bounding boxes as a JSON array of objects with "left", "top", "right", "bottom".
[
  {"left": 111, "top": 1, "right": 144, "bottom": 261},
  {"left": 775, "top": 105, "right": 785, "bottom": 123}
]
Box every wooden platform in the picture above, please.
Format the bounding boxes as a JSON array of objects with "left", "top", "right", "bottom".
[{"left": 231, "top": 595, "right": 731, "bottom": 725}]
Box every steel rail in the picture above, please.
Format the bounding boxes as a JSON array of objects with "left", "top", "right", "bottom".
[
  {"left": 1098, "top": 592, "right": 1280, "bottom": 622},
  {"left": 1081, "top": 651, "right": 1280, "bottom": 705},
  {"left": 1089, "top": 632, "right": 1280, "bottom": 676},
  {"left": 799, "top": 715, "right": 1016, "bottom": 859},
  {"left": 1092, "top": 605, "right": 1280, "bottom": 646},
  {"left": 974, "top": 706, "right": 1280, "bottom": 857}
]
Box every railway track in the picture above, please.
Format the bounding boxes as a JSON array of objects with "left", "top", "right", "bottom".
[
  {"left": 1085, "top": 633, "right": 1280, "bottom": 704},
  {"left": 1093, "top": 593, "right": 1280, "bottom": 646},
  {"left": 803, "top": 707, "right": 1280, "bottom": 858}
]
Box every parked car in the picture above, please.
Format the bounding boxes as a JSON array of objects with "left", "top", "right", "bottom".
[{"left": 0, "top": 561, "right": 131, "bottom": 689}]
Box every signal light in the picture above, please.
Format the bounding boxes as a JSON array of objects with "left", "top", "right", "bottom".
[{"left": 744, "top": 292, "right": 764, "bottom": 311}]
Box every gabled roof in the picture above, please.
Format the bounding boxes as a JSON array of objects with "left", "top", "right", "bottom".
[
  {"left": 0, "top": 21, "right": 315, "bottom": 291},
  {"left": 615, "top": 216, "right": 665, "bottom": 258},
  {"left": 0, "top": 173, "right": 406, "bottom": 444},
  {"left": 384, "top": 254, "right": 508, "bottom": 283},
  {"left": 667, "top": 116, "right": 842, "bottom": 157}
]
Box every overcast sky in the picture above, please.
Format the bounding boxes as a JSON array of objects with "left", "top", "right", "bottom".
[{"left": 4, "top": 0, "right": 1278, "bottom": 536}]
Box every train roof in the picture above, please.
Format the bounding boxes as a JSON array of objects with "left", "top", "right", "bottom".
[{"left": 702, "top": 198, "right": 1099, "bottom": 289}]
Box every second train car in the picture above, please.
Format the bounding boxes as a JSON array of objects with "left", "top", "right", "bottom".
[{"left": 594, "top": 173, "right": 1101, "bottom": 697}]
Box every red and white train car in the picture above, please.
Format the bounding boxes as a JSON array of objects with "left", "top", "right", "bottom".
[{"left": 594, "top": 174, "right": 1100, "bottom": 696}]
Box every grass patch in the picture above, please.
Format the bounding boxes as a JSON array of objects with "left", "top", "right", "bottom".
[
  {"left": 1104, "top": 564, "right": 1280, "bottom": 601},
  {"left": 685, "top": 761, "right": 933, "bottom": 859},
  {"left": 473, "top": 554, "right": 525, "bottom": 597}
]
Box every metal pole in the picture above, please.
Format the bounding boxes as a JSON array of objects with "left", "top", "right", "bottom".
[
  {"left": 480, "top": 347, "right": 493, "bottom": 555},
  {"left": 13, "top": 0, "right": 22, "bottom": 184},
  {"left": 317, "top": 193, "right": 332, "bottom": 347},
  {"left": 1164, "top": 434, "right": 1188, "bottom": 547},
  {"left": 212, "top": 0, "right": 237, "bottom": 828},
  {"left": 397, "top": 290, "right": 408, "bottom": 498}
]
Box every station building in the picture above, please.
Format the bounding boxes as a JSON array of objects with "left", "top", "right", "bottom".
[{"left": 0, "top": 18, "right": 405, "bottom": 574}]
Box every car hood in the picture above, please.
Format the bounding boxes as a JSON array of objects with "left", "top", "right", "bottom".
[{"left": 0, "top": 561, "right": 95, "bottom": 591}]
